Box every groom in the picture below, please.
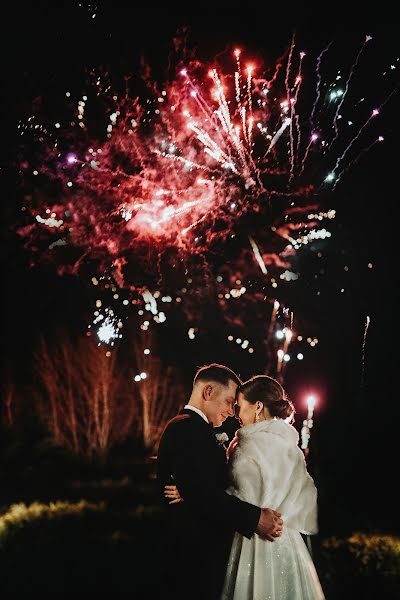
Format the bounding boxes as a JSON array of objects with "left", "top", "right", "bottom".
[{"left": 156, "top": 364, "right": 283, "bottom": 600}]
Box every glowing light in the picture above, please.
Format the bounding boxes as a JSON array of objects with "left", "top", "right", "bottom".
[
  {"left": 97, "top": 316, "right": 120, "bottom": 345},
  {"left": 280, "top": 270, "right": 299, "bottom": 281},
  {"left": 66, "top": 153, "right": 77, "bottom": 164},
  {"left": 36, "top": 214, "right": 63, "bottom": 228},
  {"left": 285, "top": 329, "right": 293, "bottom": 342},
  {"left": 249, "top": 236, "right": 268, "bottom": 274},
  {"left": 306, "top": 395, "right": 316, "bottom": 412}
]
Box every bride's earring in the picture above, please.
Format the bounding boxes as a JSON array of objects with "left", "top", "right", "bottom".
[{"left": 255, "top": 409, "right": 260, "bottom": 423}]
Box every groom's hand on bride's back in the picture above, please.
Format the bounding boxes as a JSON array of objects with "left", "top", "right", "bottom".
[
  {"left": 164, "top": 484, "right": 184, "bottom": 504},
  {"left": 255, "top": 508, "right": 283, "bottom": 542}
]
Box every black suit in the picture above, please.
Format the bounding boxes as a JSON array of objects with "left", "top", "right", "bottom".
[{"left": 156, "top": 408, "right": 260, "bottom": 600}]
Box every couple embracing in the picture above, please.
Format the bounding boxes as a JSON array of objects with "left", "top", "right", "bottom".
[{"left": 157, "top": 364, "right": 324, "bottom": 599}]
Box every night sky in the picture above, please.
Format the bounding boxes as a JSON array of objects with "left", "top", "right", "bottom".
[{"left": 1, "top": 5, "right": 399, "bottom": 536}]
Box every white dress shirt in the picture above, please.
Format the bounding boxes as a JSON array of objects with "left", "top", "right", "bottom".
[{"left": 183, "top": 404, "right": 210, "bottom": 424}]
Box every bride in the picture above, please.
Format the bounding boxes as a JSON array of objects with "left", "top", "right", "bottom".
[{"left": 221, "top": 375, "right": 324, "bottom": 599}]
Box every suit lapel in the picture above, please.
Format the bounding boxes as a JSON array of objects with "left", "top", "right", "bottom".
[
  {"left": 179, "top": 408, "right": 213, "bottom": 428},
  {"left": 179, "top": 408, "right": 222, "bottom": 445}
]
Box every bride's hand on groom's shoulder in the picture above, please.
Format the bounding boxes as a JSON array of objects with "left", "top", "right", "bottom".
[
  {"left": 256, "top": 508, "right": 283, "bottom": 542},
  {"left": 164, "top": 484, "right": 184, "bottom": 504}
]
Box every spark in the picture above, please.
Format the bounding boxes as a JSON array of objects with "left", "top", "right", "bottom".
[
  {"left": 249, "top": 236, "right": 268, "bottom": 274},
  {"left": 361, "top": 315, "right": 371, "bottom": 387},
  {"left": 331, "top": 35, "right": 372, "bottom": 146},
  {"left": 97, "top": 316, "right": 120, "bottom": 345}
]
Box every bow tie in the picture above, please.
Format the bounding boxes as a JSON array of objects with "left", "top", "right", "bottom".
[{"left": 208, "top": 422, "right": 214, "bottom": 429}]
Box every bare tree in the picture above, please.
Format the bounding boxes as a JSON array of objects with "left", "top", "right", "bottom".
[
  {"left": 1, "top": 362, "right": 19, "bottom": 427},
  {"left": 1, "top": 384, "right": 15, "bottom": 427},
  {"left": 35, "top": 334, "right": 137, "bottom": 461},
  {"left": 132, "top": 329, "right": 184, "bottom": 451}
]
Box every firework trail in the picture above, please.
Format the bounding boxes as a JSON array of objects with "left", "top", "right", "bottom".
[
  {"left": 310, "top": 40, "right": 333, "bottom": 129},
  {"left": 333, "top": 85, "right": 399, "bottom": 186},
  {"left": 299, "top": 40, "right": 333, "bottom": 177},
  {"left": 361, "top": 315, "right": 371, "bottom": 387},
  {"left": 330, "top": 35, "right": 373, "bottom": 148},
  {"left": 285, "top": 35, "right": 296, "bottom": 180},
  {"left": 248, "top": 236, "right": 268, "bottom": 274}
]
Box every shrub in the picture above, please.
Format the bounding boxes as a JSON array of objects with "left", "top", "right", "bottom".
[
  {"left": 320, "top": 532, "right": 400, "bottom": 599},
  {"left": 0, "top": 500, "right": 164, "bottom": 598}
]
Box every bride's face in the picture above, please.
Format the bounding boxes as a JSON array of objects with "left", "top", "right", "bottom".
[{"left": 235, "top": 393, "right": 257, "bottom": 426}]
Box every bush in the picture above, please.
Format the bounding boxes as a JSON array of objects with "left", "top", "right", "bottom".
[
  {"left": 0, "top": 500, "right": 165, "bottom": 598},
  {"left": 320, "top": 532, "right": 400, "bottom": 599}
]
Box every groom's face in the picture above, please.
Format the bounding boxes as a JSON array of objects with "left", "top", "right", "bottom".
[{"left": 204, "top": 379, "right": 237, "bottom": 427}]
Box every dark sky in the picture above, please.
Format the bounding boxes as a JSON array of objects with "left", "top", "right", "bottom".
[{"left": 1, "top": 6, "right": 399, "bottom": 533}]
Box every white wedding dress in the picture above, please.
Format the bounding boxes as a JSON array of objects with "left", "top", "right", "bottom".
[{"left": 221, "top": 418, "right": 325, "bottom": 600}]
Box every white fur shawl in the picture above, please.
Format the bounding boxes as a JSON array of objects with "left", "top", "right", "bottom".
[{"left": 226, "top": 419, "right": 318, "bottom": 535}]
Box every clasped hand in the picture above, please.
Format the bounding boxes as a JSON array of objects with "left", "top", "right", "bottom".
[{"left": 164, "top": 484, "right": 283, "bottom": 541}]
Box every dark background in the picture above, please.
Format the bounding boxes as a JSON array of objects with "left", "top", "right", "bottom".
[{"left": 1, "top": 4, "right": 398, "bottom": 538}]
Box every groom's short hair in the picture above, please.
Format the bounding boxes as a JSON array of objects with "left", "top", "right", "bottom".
[{"left": 193, "top": 363, "right": 241, "bottom": 387}]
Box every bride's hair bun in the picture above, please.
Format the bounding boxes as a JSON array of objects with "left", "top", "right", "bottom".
[
  {"left": 271, "top": 397, "right": 295, "bottom": 419},
  {"left": 239, "top": 375, "right": 295, "bottom": 421}
]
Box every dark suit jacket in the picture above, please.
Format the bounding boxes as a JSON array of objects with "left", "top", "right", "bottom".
[{"left": 156, "top": 408, "right": 260, "bottom": 599}]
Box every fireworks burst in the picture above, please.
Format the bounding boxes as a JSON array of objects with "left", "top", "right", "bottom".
[
  {"left": 16, "top": 35, "right": 398, "bottom": 368},
  {"left": 96, "top": 315, "right": 120, "bottom": 345}
]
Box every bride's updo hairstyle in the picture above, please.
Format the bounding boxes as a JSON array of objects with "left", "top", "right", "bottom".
[{"left": 239, "top": 375, "right": 295, "bottom": 421}]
